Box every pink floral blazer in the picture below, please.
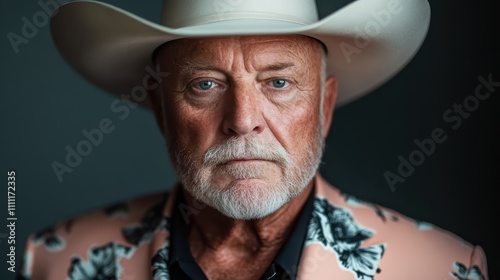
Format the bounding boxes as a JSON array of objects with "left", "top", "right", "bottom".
[{"left": 18, "top": 174, "right": 488, "bottom": 279}]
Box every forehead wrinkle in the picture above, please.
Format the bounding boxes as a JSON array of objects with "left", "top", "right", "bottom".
[
  {"left": 240, "top": 37, "right": 321, "bottom": 74},
  {"left": 177, "top": 60, "right": 218, "bottom": 77},
  {"left": 258, "top": 62, "right": 296, "bottom": 72},
  {"left": 159, "top": 36, "right": 323, "bottom": 84},
  {"left": 163, "top": 38, "right": 240, "bottom": 78}
]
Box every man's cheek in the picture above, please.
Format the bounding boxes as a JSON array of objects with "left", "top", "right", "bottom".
[
  {"left": 289, "top": 106, "right": 317, "bottom": 132},
  {"left": 184, "top": 121, "right": 215, "bottom": 153}
]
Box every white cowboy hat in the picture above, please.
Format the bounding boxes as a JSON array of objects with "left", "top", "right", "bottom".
[{"left": 50, "top": 0, "right": 430, "bottom": 107}]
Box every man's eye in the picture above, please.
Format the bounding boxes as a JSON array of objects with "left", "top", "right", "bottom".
[
  {"left": 271, "top": 79, "right": 288, "bottom": 88},
  {"left": 196, "top": 80, "right": 215, "bottom": 90}
]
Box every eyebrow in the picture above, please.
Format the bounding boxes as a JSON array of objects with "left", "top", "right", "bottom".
[
  {"left": 178, "top": 60, "right": 217, "bottom": 77},
  {"left": 260, "top": 62, "right": 295, "bottom": 72}
]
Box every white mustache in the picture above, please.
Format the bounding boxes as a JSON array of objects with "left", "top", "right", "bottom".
[{"left": 203, "top": 136, "right": 290, "bottom": 168}]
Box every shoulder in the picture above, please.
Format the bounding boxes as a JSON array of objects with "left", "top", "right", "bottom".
[
  {"left": 18, "top": 190, "right": 172, "bottom": 280},
  {"left": 308, "top": 174, "right": 489, "bottom": 279}
]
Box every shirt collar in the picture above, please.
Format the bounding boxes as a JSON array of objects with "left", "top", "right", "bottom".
[
  {"left": 272, "top": 182, "right": 315, "bottom": 278},
  {"left": 169, "top": 192, "right": 208, "bottom": 279}
]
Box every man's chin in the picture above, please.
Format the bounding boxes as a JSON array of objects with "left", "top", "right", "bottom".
[
  {"left": 214, "top": 200, "right": 286, "bottom": 220},
  {"left": 196, "top": 180, "right": 291, "bottom": 220},
  {"left": 224, "top": 177, "right": 277, "bottom": 189}
]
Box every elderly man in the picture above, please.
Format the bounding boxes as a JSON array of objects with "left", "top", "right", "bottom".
[{"left": 19, "top": 0, "right": 488, "bottom": 279}]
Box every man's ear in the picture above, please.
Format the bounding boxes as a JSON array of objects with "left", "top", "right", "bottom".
[
  {"left": 322, "top": 75, "right": 338, "bottom": 138},
  {"left": 147, "top": 82, "right": 166, "bottom": 135}
]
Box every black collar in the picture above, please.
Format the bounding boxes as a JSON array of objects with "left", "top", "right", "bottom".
[{"left": 169, "top": 184, "right": 315, "bottom": 279}]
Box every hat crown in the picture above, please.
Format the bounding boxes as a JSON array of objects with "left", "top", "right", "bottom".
[{"left": 160, "top": 0, "right": 319, "bottom": 28}]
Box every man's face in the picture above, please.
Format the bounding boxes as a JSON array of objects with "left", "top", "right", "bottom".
[{"left": 152, "top": 35, "right": 336, "bottom": 219}]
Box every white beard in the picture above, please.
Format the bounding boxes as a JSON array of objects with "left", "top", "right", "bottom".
[{"left": 172, "top": 125, "right": 324, "bottom": 220}]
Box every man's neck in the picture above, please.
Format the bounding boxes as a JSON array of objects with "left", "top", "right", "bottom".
[{"left": 181, "top": 181, "right": 314, "bottom": 279}]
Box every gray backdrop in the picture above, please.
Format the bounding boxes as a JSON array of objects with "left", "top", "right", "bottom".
[{"left": 1, "top": 0, "right": 498, "bottom": 279}]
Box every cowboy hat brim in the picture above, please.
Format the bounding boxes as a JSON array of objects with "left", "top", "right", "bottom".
[{"left": 50, "top": 0, "right": 430, "bottom": 108}]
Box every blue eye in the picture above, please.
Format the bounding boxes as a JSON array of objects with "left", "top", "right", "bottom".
[
  {"left": 197, "top": 80, "right": 214, "bottom": 90},
  {"left": 271, "top": 79, "right": 287, "bottom": 88}
]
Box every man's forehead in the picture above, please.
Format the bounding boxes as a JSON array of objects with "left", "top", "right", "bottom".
[{"left": 155, "top": 35, "right": 323, "bottom": 65}]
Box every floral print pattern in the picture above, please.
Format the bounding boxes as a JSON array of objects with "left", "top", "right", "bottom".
[
  {"left": 104, "top": 203, "right": 130, "bottom": 218},
  {"left": 33, "top": 226, "right": 65, "bottom": 252},
  {"left": 67, "top": 242, "right": 133, "bottom": 280},
  {"left": 122, "top": 197, "right": 169, "bottom": 246},
  {"left": 344, "top": 194, "right": 398, "bottom": 222},
  {"left": 306, "top": 197, "right": 386, "bottom": 279},
  {"left": 414, "top": 219, "right": 433, "bottom": 231},
  {"left": 151, "top": 240, "right": 171, "bottom": 280},
  {"left": 17, "top": 180, "right": 489, "bottom": 279},
  {"left": 450, "top": 262, "right": 485, "bottom": 280}
]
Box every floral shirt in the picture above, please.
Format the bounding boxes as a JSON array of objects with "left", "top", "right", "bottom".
[{"left": 18, "top": 174, "right": 488, "bottom": 279}]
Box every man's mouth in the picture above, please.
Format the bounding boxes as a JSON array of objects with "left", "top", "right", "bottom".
[{"left": 223, "top": 158, "right": 270, "bottom": 165}]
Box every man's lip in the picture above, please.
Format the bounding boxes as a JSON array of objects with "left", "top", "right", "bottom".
[{"left": 223, "top": 158, "right": 269, "bottom": 164}]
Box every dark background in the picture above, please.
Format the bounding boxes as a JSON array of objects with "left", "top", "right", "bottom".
[{"left": 1, "top": 0, "right": 498, "bottom": 279}]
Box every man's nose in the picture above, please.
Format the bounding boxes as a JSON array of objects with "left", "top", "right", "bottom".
[{"left": 222, "top": 83, "right": 265, "bottom": 136}]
